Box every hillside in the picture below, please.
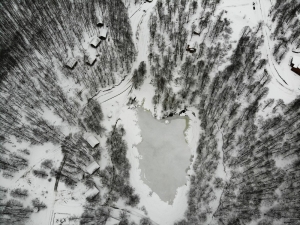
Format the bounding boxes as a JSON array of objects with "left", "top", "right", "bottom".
[{"left": 1, "top": 0, "right": 300, "bottom": 225}]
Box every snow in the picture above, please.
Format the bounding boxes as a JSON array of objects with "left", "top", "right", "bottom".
[
  {"left": 4, "top": 0, "right": 300, "bottom": 224},
  {"left": 135, "top": 108, "right": 191, "bottom": 203},
  {"left": 117, "top": 104, "right": 201, "bottom": 225},
  {"left": 215, "top": 0, "right": 300, "bottom": 102}
]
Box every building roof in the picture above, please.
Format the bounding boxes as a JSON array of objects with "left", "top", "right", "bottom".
[
  {"left": 84, "top": 185, "right": 99, "bottom": 198},
  {"left": 86, "top": 161, "right": 100, "bottom": 174},
  {"left": 85, "top": 55, "right": 96, "bottom": 66},
  {"left": 85, "top": 135, "right": 99, "bottom": 148},
  {"left": 187, "top": 35, "right": 198, "bottom": 50},
  {"left": 66, "top": 57, "right": 77, "bottom": 69},
  {"left": 292, "top": 56, "right": 300, "bottom": 69},
  {"left": 53, "top": 214, "right": 70, "bottom": 225},
  {"left": 292, "top": 48, "right": 300, "bottom": 53},
  {"left": 97, "top": 16, "right": 104, "bottom": 27},
  {"left": 291, "top": 67, "right": 300, "bottom": 76},
  {"left": 90, "top": 36, "right": 101, "bottom": 48},
  {"left": 100, "top": 28, "right": 108, "bottom": 40}
]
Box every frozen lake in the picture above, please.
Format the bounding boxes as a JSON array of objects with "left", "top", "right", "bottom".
[{"left": 136, "top": 108, "right": 191, "bottom": 204}]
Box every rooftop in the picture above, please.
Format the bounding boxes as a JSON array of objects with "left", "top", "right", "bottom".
[
  {"left": 292, "top": 56, "right": 300, "bottom": 69},
  {"left": 85, "top": 135, "right": 100, "bottom": 148},
  {"left": 90, "top": 36, "right": 101, "bottom": 48},
  {"left": 65, "top": 57, "right": 77, "bottom": 69},
  {"left": 86, "top": 161, "right": 100, "bottom": 174}
]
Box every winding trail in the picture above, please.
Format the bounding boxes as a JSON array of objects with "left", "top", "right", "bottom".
[{"left": 257, "top": 0, "right": 294, "bottom": 93}]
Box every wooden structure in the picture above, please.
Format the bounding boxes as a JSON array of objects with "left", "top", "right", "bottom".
[
  {"left": 100, "top": 28, "right": 108, "bottom": 40},
  {"left": 193, "top": 26, "right": 201, "bottom": 35},
  {"left": 186, "top": 45, "right": 196, "bottom": 53},
  {"left": 187, "top": 36, "right": 197, "bottom": 53},
  {"left": 84, "top": 185, "right": 99, "bottom": 198},
  {"left": 86, "top": 161, "right": 100, "bottom": 174},
  {"left": 96, "top": 15, "right": 104, "bottom": 27},
  {"left": 90, "top": 36, "right": 101, "bottom": 48},
  {"left": 85, "top": 135, "right": 100, "bottom": 148},
  {"left": 85, "top": 54, "right": 96, "bottom": 66},
  {"left": 291, "top": 56, "right": 300, "bottom": 76},
  {"left": 65, "top": 57, "right": 77, "bottom": 69}
]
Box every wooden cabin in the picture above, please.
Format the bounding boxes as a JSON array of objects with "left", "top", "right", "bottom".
[
  {"left": 290, "top": 56, "right": 300, "bottom": 76},
  {"left": 96, "top": 15, "right": 104, "bottom": 27},
  {"left": 99, "top": 28, "right": 108, "bottom": 40},
  {"left": 85, "top": 54, "right": 96, "bottom": 66},
  {"left": 90, "top": 36, "right": 101, "bottom": 48},
  {"left": 65, "top": 57, "right": 77, "bottom": 69},
  {"left": 84, "top": 185, "right": 99, "bottom": 198},
  {"left": 86, "top": 161, "right": 100, "bottom": 174},
  {"left": 85, "top": 135, "right": 100, "bottom": 148},
  {"left": 193, "top": 27, "right": 201, "bottom": 35},
  {"left": 186, "top": 45, "right": 196, "bottom": 53}
]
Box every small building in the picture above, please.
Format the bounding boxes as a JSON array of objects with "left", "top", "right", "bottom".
[
  {"left": 90, "top": 36, "right": 101, "bottom": 48},
  {"left": 290, "top": 56, "right": 300, "bottom": 76},
  {"left": 99, "top": 28, "right": 108, "bottom": 40},
  {"left": 84, "top": 185, "right": 99, "bottom": 198},
  {"left": 97, "top": 16, "right": 104, "bottom": 27},
  {"left": 65, "top": 57, "right": 77, "bottom": 69},
  {"left": 85, "top": 54, "right": 97, "bottom": 66},
  {"left": 186, "top": 45, "right": 196, "bottom": 53},
  {"left": 86, "top": 161, "right": 100, "bottom": 174},
  {"left": 187, "top": 36, "right": 198, "bottom": 53},
  {"left": 86, "top": 135, "right": 100, "bottom": 148},
  {"left": 193, "top": 26, "right": 201, "bottom": 35},
  {"left": 146, "top": 0, "right": 153, "bottom": 2}
]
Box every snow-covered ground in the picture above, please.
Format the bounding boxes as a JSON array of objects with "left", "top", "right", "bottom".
[
  {"left": 3, "top": 0, "right": 300, "bottom": 224},
  {"left": 218, "top": 0, "right": 300, "bottom": 102}
]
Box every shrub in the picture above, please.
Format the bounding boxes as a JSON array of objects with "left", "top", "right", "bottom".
[
  {"left": 10, "top": 188, "right": 29, "bottom": 199},
  {"left": 33, "top": 169, "right": 48, "bottom": 179}
]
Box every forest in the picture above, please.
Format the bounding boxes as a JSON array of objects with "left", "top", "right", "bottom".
[
  {"left": 145, "top": 0, "right": 300, "bottom": 224},
  {"left": 1, "top": 0, "right": 300, "bottom": 224}
]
